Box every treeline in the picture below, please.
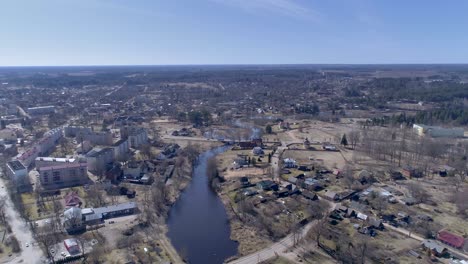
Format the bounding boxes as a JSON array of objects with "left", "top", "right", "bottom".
[
  {"left": 390, "top": 104, "right": 468, "bottom": 126},
  {"left": 177, "top": 109, "right": 212, "bottom": 127},
  {"left": 367, "top": 78, "right": 468, "bottom": 102}
]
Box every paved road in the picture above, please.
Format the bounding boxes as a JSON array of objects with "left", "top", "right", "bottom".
[
  {"left": 228, "top": 202, "right": 337, "bottom": 264},
  {"left": 0, "top": 177, "right": 44, "bottom": 264}
]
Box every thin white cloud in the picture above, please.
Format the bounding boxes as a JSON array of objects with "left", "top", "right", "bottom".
[{"left": 211, "top": 0, "right": 321, "bottom": 21}]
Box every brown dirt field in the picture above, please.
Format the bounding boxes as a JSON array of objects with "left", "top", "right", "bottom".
[
  {"left": 283, "top": 149, "right": 346, "bottom": 170},
  {"left": 222, "top": 167, "right": 265, "bottom": 179}
]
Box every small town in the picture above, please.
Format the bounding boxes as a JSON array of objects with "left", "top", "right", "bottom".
[
  {"left": 0, "top": 64, "right": 466, "bottom": 264},
  {"left": 1, "top": 1, "right": 468, "bottom": 264}
]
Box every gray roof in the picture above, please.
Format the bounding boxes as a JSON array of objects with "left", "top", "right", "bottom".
[
  {"left": 7, "top": 160, "right": 25, "bottom": 171},
  {"left": 92, "top": 202, "right": 137, "bottom": 216},
  {"left": 84, "top": 202, "right": 137, "bottom": 223},
  {"left": 422, "top": 239, "right": 447, "bottom": 254},
  {"left": 87, "top": 147, "right": 113, "bottom": 158}
]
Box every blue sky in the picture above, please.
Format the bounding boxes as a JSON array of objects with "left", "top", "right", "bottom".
[{"left": 1, "top": 0, "right": 468, "bottom": 66}]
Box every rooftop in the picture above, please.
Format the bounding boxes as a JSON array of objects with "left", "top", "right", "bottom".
[
  {"left": 87, "top": 147, "right": 113, "bottom": 158},
  {"left": 7, "top": 160, "right": 26, "bottom": 171},
  {"left": 438, "top": 230, "right": 465, "bottom": 248},
  {"left": 36, "top": 157, "right": 76, "bottom": 163}
]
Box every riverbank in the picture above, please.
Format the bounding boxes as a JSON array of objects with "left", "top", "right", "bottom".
[
  {"left": 162, "top": 141, "right": 224, "bottom": 263},
  {"left": 167, "top": 144, "right": 238, "bottom": 264},
  {"left": 220, "top": 193, "right": 273, "bottom": 257}
]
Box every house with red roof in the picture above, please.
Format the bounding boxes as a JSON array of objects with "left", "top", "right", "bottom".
[
  {"left": 437, "top": 230, "right": 465, "bottom": 249},
  {"left": 64, "top": 191, "right": 82, "bottom": 207}
]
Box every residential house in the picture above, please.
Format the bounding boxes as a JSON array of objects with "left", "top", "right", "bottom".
[
  {"left": 257, "top": 180, "right": 279, "bottom": 191},
  {"left": 367, "top": 217, "right": 384, "bottom": 230},
  {"left": 238, "top": 141, "right": 257, "bottom": 150},
  {"left": 323, "top": 191, "right": 338, "bottom": 201},
  {"left": 301, "top": 190, "right": 318, "bottom": 200},
  {"left": 283, "top": 158, "right": 297, "bottom": 168},
  {"left": 240, "top": 177, "right": 250, "bottom": 187},
  {"left": 252, "top": 147, "right": 264, "bottom": 156},
  {"left": 64, "top": 191, "right": 82, "bottom": 207},
  {"left": 422, "top": 240, "right": 448, "bottom": 257},
  {"left": 437, "top": 230, "right": 465, "bottom": 249},
  {"left": 401, "top": 166, "right": 423, "bottom": 178}
]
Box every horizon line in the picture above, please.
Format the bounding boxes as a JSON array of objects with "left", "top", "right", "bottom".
[{"left": 1, "top": 63, "right": 468, "bottom": 68}]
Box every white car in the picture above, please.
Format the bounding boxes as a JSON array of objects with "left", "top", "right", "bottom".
[{"left": 25, "top": 243, "right": 29, "bottom": 247}]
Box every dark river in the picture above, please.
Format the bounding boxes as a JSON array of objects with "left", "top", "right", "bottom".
[{"left": 167, "top": 145, "right": 238, "bottom": 264}]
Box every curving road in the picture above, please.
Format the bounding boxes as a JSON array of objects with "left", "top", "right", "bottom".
[{"left": 227, "top": 222, "right": 314, "bottom": 264}]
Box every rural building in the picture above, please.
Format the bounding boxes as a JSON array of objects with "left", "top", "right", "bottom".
[
  {"left": 238, "top": 141, "right": 257, "bottom": 150},
  {"left": 63, "top": 238, "right": 81, "bottom": 255},
  {"left": 283, "top": 158, "right": 297, "bottom": 168},
  {"left": 64, "top": 191, "right": 82, "bottom": 207},
  {"left": 401, "top": 166, "right": 423, "bottom": 178},
  {"left": 413, "top": 124, "right": 464, "bottom": 138},
  {"left": 256, "top": 180, "right": 279, "bottom": 191},
  {"left": 323, "top": 191, "right": 338, "bottom": 201},
  {"left": 422, "top": 239, "right": 448, "bottom": 257},
  {"left": 437, "top": 230, "right": 465, "bottom": 249},
  {"left": 252, "top": 147, "right": 264, "bottom": 156}
]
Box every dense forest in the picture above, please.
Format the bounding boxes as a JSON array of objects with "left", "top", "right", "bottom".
[{"left": 367, "top": 78, "right": 468, "bottom": 103}]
